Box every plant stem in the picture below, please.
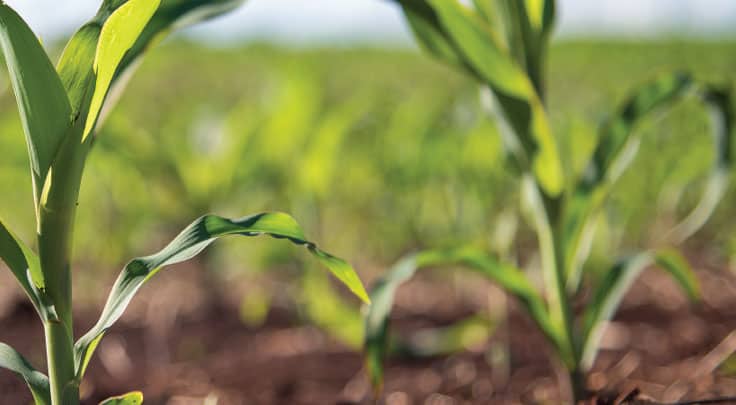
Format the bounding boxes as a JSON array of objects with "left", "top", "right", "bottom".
[
  {"left": 37, "top": 133, "right": 89, "bottom": 405},
  {"left": 44, "top": 321, "right": 78, "bottom": 405},
  {"left": 569, "top": 367, "right": 587, "bottom": 404}
]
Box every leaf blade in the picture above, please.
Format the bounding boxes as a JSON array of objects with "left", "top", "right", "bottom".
[
  {"left": 75, "top": 212, "right": 368, "bottom": 378},
  {"left": 0, "top": 4, "right": 71, "bottom": 188},
  {"left": 414, "top": 0, "right": 564, "bottom": 196},
  {"left": 580, "top": 249, "right": 699, "bottom": 370},
  {"left": 0, "top": 219, "right": 57, "bottom": 321},
  {"left": 0, "top": 342, "right": 51, "bottom": 405},
  {"left": 83, "top": 0, "right": 161, "bottom": 139},
  {"left": 364, "top": 247, "right": 556, "bottom": 390},
  {"left": 99, "top": 391, "right": 143, "bottom": 405}
]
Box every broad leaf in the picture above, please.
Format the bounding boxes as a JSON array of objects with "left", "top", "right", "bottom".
[
  {"left": 75, "top": 213, "right": 368, "bottom": 378},
  {"left": 364, "top": 247, "right": 557, "bottom": 390},
  {"left": 117, "top": 0, "right": 248, "bottom": 86},
  {"left": 403, "top": 0, "right": 564, "bottom": 196},
  {"left": 395, "top": 0, "right": 467, "bottom": 72},
  {"left": 0, "top": 4, "right": 71, "bottom": 192},
  {"left": 57, "top": 23, "right": 102, "bottom": 118},
  {"left": 83, "top": 0, "right": 161, "bottom": 139},
  {"left": 580, "top": 249, "right": 699, "bottom": 370},
  {"left": 0, "top": 219, "right": 57, "bottom": 321},
  {"left": 60, "top": 0, "right": 245, "bottom": 140},
  {"left": 0, "top": 342, "right": 50, "bottom": 405},
  {"left": 99, "top": 391, "right": 143, "bottom": 405}
]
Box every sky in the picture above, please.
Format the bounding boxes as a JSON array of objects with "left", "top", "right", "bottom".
[{"left": 4, "top": 0, "right": 736, "bottom": 45}]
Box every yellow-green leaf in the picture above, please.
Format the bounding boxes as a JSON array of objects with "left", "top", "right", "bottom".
[{"left": 84, "top": 0, "right": 161, "bottom": 139}]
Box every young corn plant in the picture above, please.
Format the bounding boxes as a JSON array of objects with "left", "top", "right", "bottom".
[
  {"left": 365, "top": 0, "right": 734, "bottom": 400},
  {"left": 0, "top": 1, "right": 369, "bottom": 404}
]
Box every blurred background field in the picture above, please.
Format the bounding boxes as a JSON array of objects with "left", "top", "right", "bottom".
[
  {"left": 4, "top": 39, "right": 736, "bottom": 277},
  {"left": 2, "top": 11, "right": 736, "bottom": 402}
]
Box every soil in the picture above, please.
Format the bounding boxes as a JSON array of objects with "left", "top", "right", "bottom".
[{"left": 3, "top": 254, "right": 736, "bottom": 405}]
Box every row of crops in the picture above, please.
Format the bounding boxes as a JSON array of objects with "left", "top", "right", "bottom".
[{"left": 1, "top": 0, "right": 736, "bottom": 403}]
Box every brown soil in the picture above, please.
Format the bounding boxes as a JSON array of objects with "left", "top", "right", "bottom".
[{"left": 3, "top": 257, "right": 736, "bottom": 405}]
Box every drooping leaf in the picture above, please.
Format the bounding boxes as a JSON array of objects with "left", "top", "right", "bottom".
[
  {"left": 83, "top": 0, "right": 161, "bottom": 139},
  {"left": 75, "top": 213, "right": 368, "bottom": 378},
  {"left": 0, "top": 342, "right": 51, "bottom": 405},
  {"left": 59, "top": 0, "right": 246, "bottom": 140},
  {"left": 397, "top": 315, "right": 496, "bottom": 358},
  {"left": 0, "top": 4, "right": 71, "bottom": 191},
  {"left": 590, "top": 73, "right": 693, "bottom": 184},
  {"left": 670, "top": 84, "right": 734, "bottom": 241},
  {"left": 580, "top": 249, "right": 699, "bottom": 370},
  {"left": 99, "top": 391, "right": 143, "bottom": 405},
  {"left": 364, "top": 247, "right": 557, "bottom": 390},
  {"left": 395, "top": 0, "right": 467, "bottom": 72},
  {"left": 117, "top": 0, "right": 248, "bottom": 82},
  {"left": 565, "top": 75, "right": 734, "bottom": 291},
  {"left": 653, "top": 249, "right": 700, "bottom": 301},
  {"left": 0, "top": 219, "right": 57, "bottom": 321}
]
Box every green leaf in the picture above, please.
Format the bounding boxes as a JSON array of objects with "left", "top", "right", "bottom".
[
  {"left": 0, "top": 342, "right": 51, "bottom": 405},
  {"left": 57, "top": 23, "right": 102, "bottom": 118},
  {"left": 420, "top": 0, "right": 564, "bottom": 196},
  {"left": 653, "top": 249, "right": 700, "bottom": 301},
  {"left": 395, "top": 0, "right": 467, "bottom": 72},
  {"left": 75, "top": 213, "right": 368, "bottom": 378},
  {"left": 580, "top": 249, "right": 699, "bottom": 370},
  {"left": 117, "top": 0, "right": 247, "bottom": 82},
  {"left": 397, "top": 315, "right": 496, "bottom": 358},
  {"left": 590, "top": 73, "right": 693, "bottom": 184},
  {"left": 83, "top": 0, "right": 161, "bottom": 140},
  {"left": 565, "top": 74, "right": 734, "bottom": 291},
  {"left": 364, "top": 247, "right": 557, "bottom": 390},
  {"left": 500, "top": 0, "right": 556, "bottom": 95},
  {"left": 0, "top": 218, "right": 57, "bottom": 322},
  {"left": 0, "top": 4, "right": 72, "bottom": 190},
  {"left": 99, "top": 391, "right": 143, "bottom": 405},
  {"left": 670, "top": 84, "right": 734, "bottom": 241}
]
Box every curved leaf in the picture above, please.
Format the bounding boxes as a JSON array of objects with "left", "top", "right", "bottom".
[
  {"left": 75, "top": 212, "right": 368, "bottom": 378},
  {"left": 0, "top": 4, "right": 71, "bottom": 192},
  {"left": 565, "top": 75, "right": 734, "bottom": 291},
  {"left": 0, "top": 219, "right": 57, "bottom": 321},
  {"left": 0, "top": 342, "right": 51, "bottom": 405},
  {"left": 395, "top": 0, "right": 467, "bottom": 72},
  {"left": 403, "top": 0, "right": 564, "bottom": 196},
  {"left": 364, "top": 247, "right": 556, "bottom": 390},
  {"left": 117, "top": 0, "right": 247, "bottom": 84},
  {"left": 670, "top": 85, "right": 734, "bottom": 241},
  {"left": 580, "top": 249, "right": 699, "bottom": 370},
  {"left": 59, "top": 0, "right": 245, "bottom": 140},
  {"left": 590, "top": 73, "right": 693, "bottom": 183},
  {"left": 83, "top": 0, "right": 161, "bottom": 140},
  {"left": 99, "top": 391, "right": 143, "bottom": 405}
]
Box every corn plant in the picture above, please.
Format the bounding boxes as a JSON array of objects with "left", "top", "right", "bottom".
[
  {"left": 365, "top": 0, "right": 734, "bottom": 401},
  {"left": 0, "top": 1, "right": 369, "bottom": 404}
]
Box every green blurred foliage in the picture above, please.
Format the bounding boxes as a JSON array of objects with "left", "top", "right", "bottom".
[{"left": 1, "top": 40, "right": 734, "bottom": 300}]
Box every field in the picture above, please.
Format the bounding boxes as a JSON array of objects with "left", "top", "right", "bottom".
[{"left": 2, "top": 37, "right": 736, "bottom": 404}]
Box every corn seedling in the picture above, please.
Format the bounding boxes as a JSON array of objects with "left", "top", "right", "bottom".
[
  {"left": 0, "top": 1, "right": 369, "bottom": 404},
  {"left": 365, "top": 0, "right": 734, "bottom": 400}
]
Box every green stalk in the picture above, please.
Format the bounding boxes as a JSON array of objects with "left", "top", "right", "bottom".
[
  {"left": 546, "top": 193, "right": 587, "bottom": 402},
  {"left": 37, "top": 128, "right": 90, "bottom": 405},
  {"left": 44, "top": 322, "right": 77, "bottom": 405}
]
